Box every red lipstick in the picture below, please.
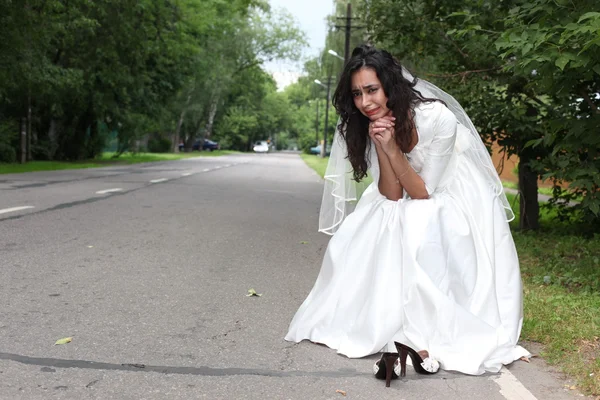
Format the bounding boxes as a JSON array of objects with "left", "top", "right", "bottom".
[{"left": 366, "top": 107, "right": 380, "bottom": 116}]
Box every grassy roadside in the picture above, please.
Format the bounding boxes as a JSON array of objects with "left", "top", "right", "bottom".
[
  {"left": 300, "top": 153, "right": 600, "bottom": 396},
  {"left": 300, "top": 153, "right": 328, "bottom": 178},
  {"left": 502, "top": 180, "right": 554, "bottom": 197},
  {"left": 0, "top": 150, "right": 238, "bottom": 175},
  {"left": 502, "top": 180, "right": 585, "bottom": 202}
]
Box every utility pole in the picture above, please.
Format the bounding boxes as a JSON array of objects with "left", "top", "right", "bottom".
[
  {"left": 344, "top": 4, "right": 351, "bottom": 64},
  {"left": 315, "top": 100, "right": 319, "bottom": 145},
  {"left": 335, "top": 3, "right": 364, "bottom": 63},
  {"left": 315, "top": 49, "right": 341, "bottom": 158},
  {"left": 322, "top": 62, "right": 333, "bottom": 158}
]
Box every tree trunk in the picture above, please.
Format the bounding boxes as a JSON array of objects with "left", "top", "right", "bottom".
[
  {"left": 27, "top": 95, "right": 32, "bottom": 161},
  {"left": 20, "top": 118, "right": 27, "bottom": 163},
  {"left": 180, "top": 116, "right": 206, "bottom": 152},
  {"left": 204, "top": 93, "right": 220, "bottom": 139},
  {"left": 518, "top": 151, "right": 540, "bottom": 230},
  {"left": 87, "top": 117, "right": 99, "bottom": 158},
  {"left": 173, "top": 109, "right": 186, "bottom": 153},
  {"left": 173, "top": 95, "right": 191, "bottom": 153},
  {"left": 183, "top": 135, "right": 195, "bottom": 151},
  {"left": 47, "top": 119, "right": 58, "bottom": 160}
]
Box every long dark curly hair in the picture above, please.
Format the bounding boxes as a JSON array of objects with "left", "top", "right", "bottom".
[{"left": 332, "top": 44, "right": 439, "bottom": 181}]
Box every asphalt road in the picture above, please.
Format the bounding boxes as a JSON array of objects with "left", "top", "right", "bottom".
[{"left": 0, "top": 154, "right": 589, "bottom": 400}]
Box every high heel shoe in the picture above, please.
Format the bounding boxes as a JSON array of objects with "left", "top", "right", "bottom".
[
  {"left": 372, "top": 352, "right": 400, "bottom": 387},
  {"left": 394, "top": 342, "right": 440, "bottom": 375}
]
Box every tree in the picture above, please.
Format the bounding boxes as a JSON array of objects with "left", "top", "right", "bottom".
[
  {"left": 496, "top": 1, "right": 600, "bottom": 227},
  {"left": 0, "top": 0, "right": 305, "bottom": 161},
  {"left": 358, "top": 0, "right": 549, "bottom": 229},
  {"left": 0, "top": 0, "right": 202, "bottom": 160},
  {"left": 172, "top": 4, "right": 305, "bottom": 152}
]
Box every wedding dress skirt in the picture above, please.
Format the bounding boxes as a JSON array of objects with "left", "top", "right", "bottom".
[{"left": 285, "top": 134, "right": 530, "bottom": 375}]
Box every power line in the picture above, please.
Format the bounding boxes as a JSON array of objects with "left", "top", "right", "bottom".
[{"left": 333, "top": 4, "right": 366, "bottom": 63}]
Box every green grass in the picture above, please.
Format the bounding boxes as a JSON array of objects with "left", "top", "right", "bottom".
[
  {"left": 502, "top": 180, "right": 584, "bottom": 201},
  {"left": 516, "top": 229, "right": 600, "bottom": 395},
  {"left": 0, "top": 160, "right": 105, "bottom": 174},
  {"left": 99, "top": 151, "right": 238, "bottom": 162},
  {"left": 0, "top": 150, "right": 239, "bottom": 175},
  {"left": 503, "top": 180, "right": 559, "bottom": 197},
  {"left": 301, "top": 154, "right": 374, "bottom": 193},
  {"left": 300, "top": 154, "right": 329, "bottom": 178},
  {"left": 301, "top": 153, "right": 600, "bottom": 396}
]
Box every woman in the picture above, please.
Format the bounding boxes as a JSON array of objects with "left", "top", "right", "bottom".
[{"left": 285, "top": 45, "right": 529, "bottom": 386}]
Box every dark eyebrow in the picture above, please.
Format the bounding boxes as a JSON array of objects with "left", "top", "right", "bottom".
[{"left": 352, "top": 84, "right": 379, "bottom": 91}]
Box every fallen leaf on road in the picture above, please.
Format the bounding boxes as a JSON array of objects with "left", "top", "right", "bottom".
[
  {"left": 246, "top": 288, "right": 262, "bottom": 297},
  {"left": 300, "top": 241, "right": 309, "bottom": 244},
  {"left": 569, "top": 385, "right": 577, "bottom": 390},
  {"left": 335, "top": 389, "right": 347, "bottom": 396},
  {"left": 54, "top": 337, "right": 72, "bottom": 345}
]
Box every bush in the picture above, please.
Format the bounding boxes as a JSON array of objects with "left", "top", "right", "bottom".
[
  {"left": 0, "top": 143, "right": 16, "bottom": 163},
  {"left": 31, "top": 143, "right": 50, "bottom": 160},
  {"left": 298, "top": 134, "right": 316, "bottom": 154},
  {"left": 215, "top": 136, "right": 234, "bottom": 151},
  {"left": 147, "top": 136, "right": 172, "bottom": 153}
]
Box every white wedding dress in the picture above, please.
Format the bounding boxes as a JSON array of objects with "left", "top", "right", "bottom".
[{"left": 285, "top": 101, "right": 530, "bottom": 375}]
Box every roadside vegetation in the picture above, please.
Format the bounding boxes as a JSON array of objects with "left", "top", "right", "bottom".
[
  {"left": 0, "top": 1, "right": 305, "bottom": 165},
  {"left": 0, "top": 151, "right": 239, "bottom": 175}
]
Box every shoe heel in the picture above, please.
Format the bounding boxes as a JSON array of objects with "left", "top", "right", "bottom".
[
  {"left": 399, "top": 347, "right": 407, "bottom": 377},
  {"left": 394, "top": 341, "right": 439, "bottom": 375},
  {"left": 384, "top": 355, "right": 396, "bottom": 387}
]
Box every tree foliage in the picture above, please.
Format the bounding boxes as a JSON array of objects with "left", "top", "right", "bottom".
[
  {"left": 356, "top": 0, "right": 599, "bottom": 230},
  {"left": 496, "top": 1, "right": 600, "bottom": 224},
  {"left": 0, "top": 0, "right": 305, "bottom": 160}
]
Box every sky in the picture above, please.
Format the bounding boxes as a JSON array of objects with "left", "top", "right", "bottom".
[{"left": 264, "top": 0, "right": 334, "bottom": 90}]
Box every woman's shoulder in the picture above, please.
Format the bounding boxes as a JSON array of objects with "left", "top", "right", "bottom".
[
  {"left": 415, "top": 101, "right": 456, "bottom": 125},
  {"left": 414, "top": 100, "right": 445, "bottom": 114},
  {"left": 414, "top": 100, "right": 444, "bottom": 124}
]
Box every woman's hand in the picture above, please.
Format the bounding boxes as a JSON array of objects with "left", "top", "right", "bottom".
[{"left": 369, "top": 112, "right": 400, "bottom": 157}]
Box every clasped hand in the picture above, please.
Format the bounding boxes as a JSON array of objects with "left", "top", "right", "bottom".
[{"left": 369, "top": 112, "right": 400, "bottom": 157}]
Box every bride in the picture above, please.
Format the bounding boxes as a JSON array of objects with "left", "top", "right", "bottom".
[{"left": 285, "top": 44, "right": 530, "bottom": 387}]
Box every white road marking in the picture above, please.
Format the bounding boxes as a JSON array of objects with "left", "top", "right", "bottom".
[
  {"left": 95, "top": 188, "right": 123, "bottom": 194},
  {"left": 150, "top": 178, "right": 168, "bottom": 183},
  {"left": 0, "top": 206, "right": 35, "bottom": 215},
  {"left": 493, "top": 367, "right": 538, "bottom": 400},
  {"left": 181, "top": 173, "right": 192, "bottom": 176}
]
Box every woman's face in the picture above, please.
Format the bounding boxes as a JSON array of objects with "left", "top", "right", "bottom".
[{"left": 351, "top": 67, "right": 389, "bottom": 121}]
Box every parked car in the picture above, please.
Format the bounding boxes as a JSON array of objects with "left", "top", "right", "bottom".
[
  {"left": 179, "top": 138, "right": 220, "bottom": 152},
  {"left": 253, "top": 140, "right": 270, "bottom": 153},
  {"left": 310, "top": 144, "right": 331, "bottom": 156},
  {"left": 202, "top": 139, "right": 220, "bottom": 151}
]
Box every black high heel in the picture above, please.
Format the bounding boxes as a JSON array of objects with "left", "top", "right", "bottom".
[
  {"left": 372, "top": 352, "right": 400, "bottom": 387},
  {"left": 394, "top": 342, "right": 440, "bottom": 375}
]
